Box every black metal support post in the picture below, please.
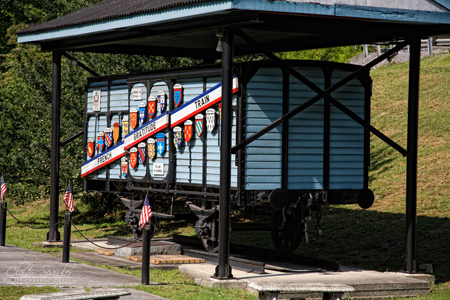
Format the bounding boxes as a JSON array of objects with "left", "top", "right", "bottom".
[
  {"left": 214, "top": 28, "right": 234, "bottom": 279},
  {"left": 0, "top": 201, "right": 6, "bottom": 246},
  {"left": 62, "top": 212, "right": 71, "bottom": 263},
  {"left": 141, "top": 226, "right": 151, "bottom": 285},
  {"left": 48, "top": 51, "right": 62, "bottom": 242},
  {"left": 405, "top": 38, "right": 421, "bottom": 273}
]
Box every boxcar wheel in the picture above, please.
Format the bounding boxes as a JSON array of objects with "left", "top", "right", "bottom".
[
  {"left": 200, "top": 215, "right": 219, "bottom": 253},
  {"left": 271, "top": 208, "right": 302, "bottom": 254}
]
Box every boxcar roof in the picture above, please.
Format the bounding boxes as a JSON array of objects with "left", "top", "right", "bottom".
[{"left": 17, "top": 0, "right": 450, "bottom": 58}]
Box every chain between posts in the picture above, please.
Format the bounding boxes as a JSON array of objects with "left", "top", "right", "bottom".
[
  {"left": 4, "top": 207, "right": 140, "bottom": 250},
  {"left": 7, "top": 208, "right": 53, "bottom": 230},
  {"left": 71, "top": 222, "right": 141, "bottom": 250}
]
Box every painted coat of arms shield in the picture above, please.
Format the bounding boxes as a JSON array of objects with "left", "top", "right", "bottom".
[
  {"left": 157, "top": 91, "right": 166, "bottom": 113},
  {"left": 148, "top": 96, "right": 156, "bottom": 119},
  {"left": 173, "top": 126, "right": 182, "bottom": 150},
  {"left": 148, "top": 138, "right": 156, "bottom": 160},
  {"left": 122, "top": 116, "right": 129, "bottom": 136},
  {"left": 184, "top": 120, "right": 193, "bottom": 144},
  {"left": 97, "top": 132, "right": 104, "bottom": 152},
  {"left": 87, "top": 138, "right": 94, "bottom": 158},
  {"left": 173, "top": 84, "right": 183, "bottom": 107},
  {"left": 129, "top": 147, "right": 138, "bottom": 168},
  {"left": 156, "top": 132, "right": 165, "bottom": 156},
  {"left": 206, "top": 108, "right": 216, "bottom": 133},
  {"left": 104, "top": 128, "right": 113, "bottom": 149},
  {"left": 138, "top": 102, "right": 146, "bottom": 125},
  {"left": 195, "top": 114, "right": 204, "bottom": 137}
]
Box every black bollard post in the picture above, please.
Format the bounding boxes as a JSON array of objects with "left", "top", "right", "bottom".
[
  {"left": 62, "top": 212, "right": 71, "bottom": 263},
  {"left": 141, "top": 225, "right": 150, "bottom": 285},
  {"left": 0, "top": 201, "right": 6, "bottom": 246}
]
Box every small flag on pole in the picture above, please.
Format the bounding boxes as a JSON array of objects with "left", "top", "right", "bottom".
[
  {"left": 1, "top": 174, "right": 7, "bottom": 202},
  {"left": 63, "top": 183, "right": 74, "bottom": 213},
  {"left": 139, "top": 194, "right": 152, "bottom": 229}
]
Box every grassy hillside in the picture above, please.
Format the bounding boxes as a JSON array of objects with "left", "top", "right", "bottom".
[{"left": 370, "top": 53, "right": 450, "bottom": 217}]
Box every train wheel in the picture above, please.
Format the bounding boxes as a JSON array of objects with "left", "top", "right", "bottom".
[
  {"left": 200, "top": 216, "right": 219, "bottom": 253},
  {"left": 271, "top": 208, "right": 302, "bottom": 254}
]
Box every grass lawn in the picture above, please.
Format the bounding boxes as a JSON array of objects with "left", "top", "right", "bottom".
[{"left": 1, "top": 53, "right": 450, "bottom": 299}]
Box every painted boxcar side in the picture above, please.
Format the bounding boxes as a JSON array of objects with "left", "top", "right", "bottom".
[{"left": 82, "top": 61, "right": 371, "bottom": 207}]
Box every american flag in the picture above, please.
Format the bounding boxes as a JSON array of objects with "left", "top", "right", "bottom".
[
  {"left": 1, "top": 174, "right": 7, "bottom": 201},
  {"left": 139, "top": 194, "right": 152, "bottom": 229},
  {"left": 63, "top": 183, "right": 74, "bottom": 213}
]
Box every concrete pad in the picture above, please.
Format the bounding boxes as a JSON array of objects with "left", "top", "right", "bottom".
[
  {"left": 70, "top": 239, "right": 181, "bottom": 258},
  {"left": 0, "top": 245, "right": 143, "bottom": 288},
  {"left": 70, "top": 252, "right": 143, "bottom": 270},
  {"left": 179, "top": 261, "right": 431, "bottom": 299},
  {"left": 19, "top": 288, "right": 131, "bottom": 299},
  {"left": 19, "top": 288, "right": 168, "bottom": 300},
  {"left": 32, "top": 241, "right": 63, "bottom": 248}
]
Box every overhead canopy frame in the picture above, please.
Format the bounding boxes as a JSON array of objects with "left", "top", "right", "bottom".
[{"left": 17, "top": 0, "right": 450, "bottom": 278}]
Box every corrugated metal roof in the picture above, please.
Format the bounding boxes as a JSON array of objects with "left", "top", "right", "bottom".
[{"left": 19, "top": 0, "right": 212, "bottom": 34}]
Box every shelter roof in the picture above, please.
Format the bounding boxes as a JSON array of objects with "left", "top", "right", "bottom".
[{"left": 17, "top": 0, "right": 450, "bottom": 58}]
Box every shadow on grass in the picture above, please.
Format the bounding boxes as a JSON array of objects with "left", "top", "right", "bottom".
[
  {"left": 369, "top": 144, "right": 397, "bottom": 178},
  {"left": 231, "top": 206, "right": 450, "bottom": 283}
]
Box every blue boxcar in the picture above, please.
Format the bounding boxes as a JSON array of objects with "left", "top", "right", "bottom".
[{"left": 82, "top": 61, "right": 373, "bottom": 252}]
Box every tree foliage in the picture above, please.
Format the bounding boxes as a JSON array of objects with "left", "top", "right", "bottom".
[
  {"left": 0, "top": 1, "right": 198, "bottom": 203},
  {"left": 278, "top": 46, "right": 361, "bottom": 63}
]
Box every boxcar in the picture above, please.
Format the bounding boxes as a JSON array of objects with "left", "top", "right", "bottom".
[{"left": 81, "top": 60, "right": 374, "bottom": 252}]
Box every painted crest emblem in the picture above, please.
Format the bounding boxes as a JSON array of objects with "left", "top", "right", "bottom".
[
  {"left": 97, "top": 132, "right": 104, "bottom": 152},
  {"left": 122, "top": 116, "right": 129, "bottom": 136},
  {"left": 87, "top": 138, "right": 94, "bottom": 158},
  {"left": 138, "top": 142, "right": 146, "bottom": 164},
  {"left": 148, "top": 138, "right": 156, "bottom": 160},
  {"left": 206, "top": 108, "right": 216, "bottom": 133},
  {"left": 129, "top": 147, "right": 138, "bottom": 168},
  {"left": 184, "top": 120, "right": 193, "bottom": 144},
  {"left": 173, "top": 84, "right": 183, "bottom": 107},
  {"left": 121, "top": 157, "right": 128, "bottom": 178},
  {"left": 219, "top": 103, "right": 222, "bottom": 121},
  {"left": 113, "top": 122, "right": 120, "bottom": 143},
  {"left": 93, "top": 90, "right": 101, "bottom": 112},
  {"left": 139, "top": 102, "right": 146, "bottom": 125},
  {"left": 173, "top": 126, "right": 182, "bottom": 150},
  {"left": 130, "top": 108, "right": 138, "bottom": 130},
  {"left": 156, "top": 133, "right": 165, "bottom": 156},
  {"left": 195, "top": 114, "right": 204, "bottom": 137},
  {"left": 157, "top": 91, "right": 166, "bottom": 113},
  {"left": 148, "top": 96, "right": 156, "bottom": 119},
  {"left": 104, "top": 128, "right": 113, "bottom": 149}
]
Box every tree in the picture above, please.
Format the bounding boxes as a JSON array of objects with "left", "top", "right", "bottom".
[{"left": 0, "top": 2, "right": 197, "bottom": 203}]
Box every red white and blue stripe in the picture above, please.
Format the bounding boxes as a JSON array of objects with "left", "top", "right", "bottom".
[{"left": 170, "top": 76, "right": 238, "bottom": 128}]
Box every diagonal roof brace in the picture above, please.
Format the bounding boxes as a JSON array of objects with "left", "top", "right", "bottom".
[
  {"left": 231, "top": 29, "right": 408, "bottom": 157},
  {"left": 62, "top": 52, "right": 100, "bottom": 77}
]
